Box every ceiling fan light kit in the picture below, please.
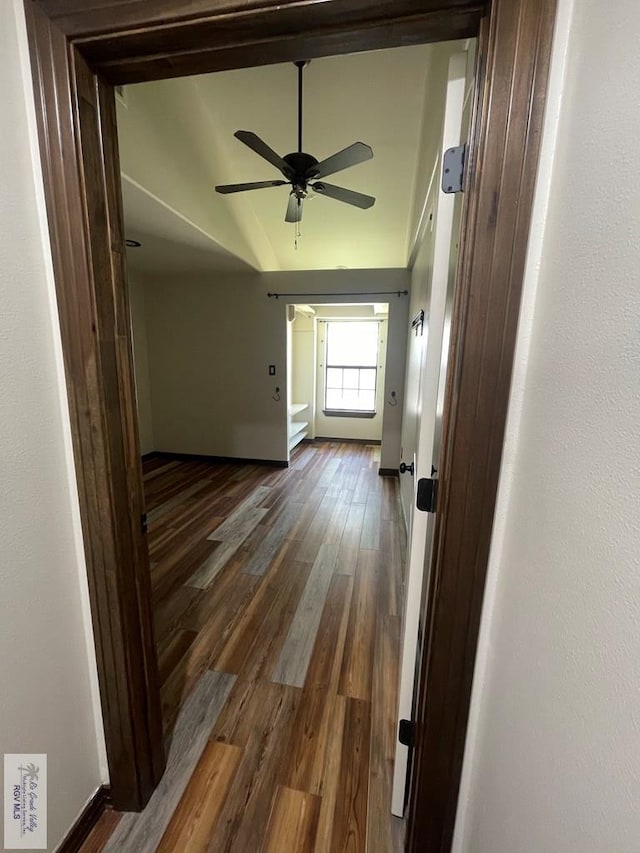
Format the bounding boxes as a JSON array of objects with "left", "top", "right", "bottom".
[{"left": 215, "top": 60, "right": 376, "bottom": 225}]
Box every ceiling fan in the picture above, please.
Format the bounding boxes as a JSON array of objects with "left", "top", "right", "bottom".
[{"left": 215, "top": 60, "right": 375, "bottom": 224}]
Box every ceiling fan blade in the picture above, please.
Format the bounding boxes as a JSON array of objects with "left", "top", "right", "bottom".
[
  {"left": 308, "top": 142, "right": 373, "bottom": 179},
  {"left": 235, "top": 131, "right": 293, "bottom": 177},
  {"left": 215, "top": 180, "right": 288, "bottom": 194},
  {"left": 285, "top": 193, "right": 303, "bottom": 223},
  {"left": 311, "top": 182, "right": 375, "bottom": 209}
]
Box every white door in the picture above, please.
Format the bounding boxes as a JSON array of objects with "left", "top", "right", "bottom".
[{"left": 392, "top": 48, "right": 474, "bottom": 816}]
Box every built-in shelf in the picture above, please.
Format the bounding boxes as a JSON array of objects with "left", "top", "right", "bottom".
[
  {"left": 288, "top": 430, "right": 308, "bottom": 451},
  {"left": 289, "top": 402, "right": 309, "bottom": 416},
  {"left": 288, "top": 402, "right": 310, "bottom": 455},
  {"left": 289, "top": 420, "right": 309, "bottom": 439}
]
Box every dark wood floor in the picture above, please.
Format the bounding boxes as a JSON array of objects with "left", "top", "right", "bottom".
[{"left": 82, "top": 441, "right": 406, "bottom": 852}]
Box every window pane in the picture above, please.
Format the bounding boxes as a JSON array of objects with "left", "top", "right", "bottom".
[
  {"left": 325, "top": 388, "right": 375, "bottom": 412},
  {"left": 326, "top": 321, "right": 379, "bottom": 367},
  {"left": 341, "top": 389, "right": 361, "bottom": 409},
  {"left": 359, "top": 368, "right": 376, "bottom": 390},
  {"left": 343, "top": 368, "right": 359, "bottom": 389},
  {"left": 326, "top": 367, "right": 343, "bottom": 388},
  {"left": 358, "top": 390, "right": 376, "bottom": 410},
  {"left": 326, "top": 389, "right": 344, "bottom": 409}
]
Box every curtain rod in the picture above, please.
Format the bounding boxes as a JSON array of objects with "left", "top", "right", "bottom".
[{"left": 267, "top": 290, "right": 408, "bottom": 299}]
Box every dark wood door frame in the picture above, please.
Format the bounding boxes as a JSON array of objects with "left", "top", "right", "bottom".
[{"left": 24, "top": 0, "right": 557, "bottom": 847}]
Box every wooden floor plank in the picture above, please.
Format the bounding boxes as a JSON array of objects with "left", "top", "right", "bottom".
[
  {"left": 311, "top": 694, "right": 346, "bottom": 853},
  {"left": 284, "top": 575, "right": 353, "bottom": 795},
  {"left": 339, "top": 550, "right": 379, "bottom": 701},
  {"left": 157, "top": 628, "right": 199, "bottom": 687},
  {"left": 79, "top": 809, "right": 121, "bottom": 853},
  {"left": 103, "top": 671, "right": 235, "bottom": 853},
  {"left": 156, "top": 741, "right": 242, "bottom": 853},
  {"left": 367, "top": 614, "right": 405, "bottom": 853},
  {"left": 330, "top": 697, "right": 372, "bottom": 853},
  {"left": 271, "top": 543, "right": 339, "bottom": 688},
  {"left": 360, "top": 493, "right": 382, "bottom": 550},
  {"left": 188, "top": 507, "right": 268, "bottom": 588},
  {"left": 214, "top": 547, "right": 310, "bottom": 678},
  {"left": 337, "top": 504, "right": 366, "bottom": 575},
  {"left": 243, "top": 501, "right": 303, "bottom": 576},
  {"left": 262, "top": 786, "right": 321, "bottom": 853},
  {"left": 206, "top": 682, "right": 302, "bottom": 853}
]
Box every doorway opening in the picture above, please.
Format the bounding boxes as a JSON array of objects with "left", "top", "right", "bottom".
[
  {"left": 113, "top": 39, "right": 463, "bottom": 850},
  {"left": 25, "top": 0, "right": 558, "bottom": 849},
  {"left": 287, "top": 303, "right": 392, "bottom": 457}
]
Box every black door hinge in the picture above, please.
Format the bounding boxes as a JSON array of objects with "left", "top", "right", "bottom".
[
  {"left": 141, "top": 512, "right": 148, "bottom": 534},
  {"left": 398, "top": 718, "right": 416, "bottom": 748},
  {"left": 416, "top": 477, "right": 438, "bottom": 513}
]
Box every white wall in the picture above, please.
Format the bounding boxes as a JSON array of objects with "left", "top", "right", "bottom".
[
  {"left": 129, "top": 273, "right": 155, "bottom": 455},
  {"left": 1, "top": 2, "right": 107, "bottom": 849},
  {"left": 143, "top": 269, "right": 409, "bottom": 468},
  {"left": 453, "top": 1, "right": 640, "bottom": 850}
]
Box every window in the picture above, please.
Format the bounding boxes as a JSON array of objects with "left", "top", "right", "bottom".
[{"left": 324, "top": 321, "right": 380, "bottom": 414}]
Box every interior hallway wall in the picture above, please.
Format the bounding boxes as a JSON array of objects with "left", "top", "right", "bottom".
[
  {"left": 143, "top": 268, "right": 409, "bottom": 468},
  {"left": 453, "top": 1, "right": 640, "bottom": 850},
  {"left": 129, "top": 272, "right": 155, "bottom": 455},
  {"left": 0, "top": 2, "right": 108, "bottom": 849}
]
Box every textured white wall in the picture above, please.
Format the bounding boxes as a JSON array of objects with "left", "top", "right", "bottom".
[
  {"left": 453, "top": 1, "right": 640, "bottom": 850},
  {"left": 129, "top": 273, "right": 155, "bottom": 455},
  {"left": 0, "top": 2, "right": 107, "bottom": 849},
  {"left": 143, "top": 269, "right": 408, "bottom": 467}
]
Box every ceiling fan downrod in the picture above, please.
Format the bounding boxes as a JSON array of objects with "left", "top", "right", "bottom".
[{"left": 295, "top": 60, "right": 306, "bottom": 154}]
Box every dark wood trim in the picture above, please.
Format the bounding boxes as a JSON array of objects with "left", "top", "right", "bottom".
[
  {"left": 58, "top": 785, "right": 112, "bottom": 853},
  {"left": 23, "top": 0, "right": 558, "bottom": 843},
  {"left": 151, "top": 451, "right": 289, "bottom": 468},
  {"left": 378, "top": 468, "right": 400, "bottom": 478},
  {"left": 39, "top": 2, "right": 484, "bottom": 84},
  {"left": 406, "top": 1, "right": 558, "bottom": 850},
  {"left": 23, "top": 3, "right": 164, "bottom": 812}
]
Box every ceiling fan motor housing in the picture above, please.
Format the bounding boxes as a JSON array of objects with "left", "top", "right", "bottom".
[{"left": 283, "top": 151, "right": 319, "bottom": 194}]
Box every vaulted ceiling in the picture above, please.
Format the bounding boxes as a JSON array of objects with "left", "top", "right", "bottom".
[{"left": 118, "top": 42, "right": 462, "bottom": 275}]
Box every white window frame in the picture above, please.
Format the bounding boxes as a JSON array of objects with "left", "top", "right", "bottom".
[{"left": 319, "top": 319, "right": 384, "bottom": 418}]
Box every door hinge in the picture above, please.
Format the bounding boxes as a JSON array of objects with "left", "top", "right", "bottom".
[
  {"left": 141, "top": 512, "right": 148, "bottom": 534},
  {"left": 398, "top": 718, "right": 416, "bottom": 748},
  {"left": 416, "top": 478, "right": 438, "bottom": 513},
  {"left": 442, "top": 144, "right": 467, "bottom": 194}
]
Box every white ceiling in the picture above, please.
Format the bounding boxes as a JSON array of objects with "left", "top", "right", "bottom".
[
  {"left": 122, "top": 177, "right": 254, "bottom": 276},
  {"left": 119, "top": 44, "right": 436, "bottom": 274}
]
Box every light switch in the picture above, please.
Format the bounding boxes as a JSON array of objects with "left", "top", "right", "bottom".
[{"left": 268, "top": 365, "right": 276, "bottom": 376}]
